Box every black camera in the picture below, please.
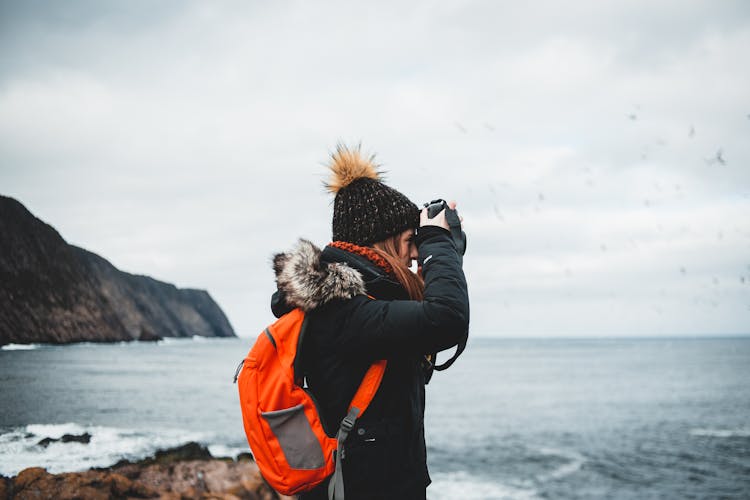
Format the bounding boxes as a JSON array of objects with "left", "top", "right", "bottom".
[
  {"left": 424, "top": 199, "right": 449, "bottom": 218},
  {"left": 422, "top": 199, "right": 467, "bottom": 256}
]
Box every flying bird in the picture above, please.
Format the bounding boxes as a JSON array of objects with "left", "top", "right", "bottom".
[
  {"left": 705, "top": 149, "right": 726, "bottom": 166},
  {"left": 628, "top": 104, "right": 641, "bottom": 121},
  {"left": 492, "top": 204, "right": 504, "bottom": 221}
]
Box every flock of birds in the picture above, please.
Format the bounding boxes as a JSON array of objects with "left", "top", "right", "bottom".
[
  {"left": 452, "top": 110, "right": 749, "bottom": 316},
  {"left": 454, "top": 109, "right": 742, "bottom": 167}
]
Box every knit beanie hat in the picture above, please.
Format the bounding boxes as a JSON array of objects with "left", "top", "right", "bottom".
[{"left": 325, "top": 144, "right": 419, "bottom": 246}]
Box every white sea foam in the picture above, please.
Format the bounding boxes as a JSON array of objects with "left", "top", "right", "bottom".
[
  {"left": 207, "top": 444, "right": 246, "bottom": 459},
  {"left": 0, "top": 423, "right": 206, "bottom": 476},
  {"left": 156, "top": 337, "right": 200, "bottom": 346},
  {"left": 428, "top": 471, "right": 538, "bottom": 500},
  {"left": 157, "top": 336, "right": 212, "bottom": 345},
  {"left": 535, "top": 447, "right": 586, "bottom": 481},
  {"left": 1, "top": 343, "right": 40, "bottom": 350},
  {"left": 690, "top": 428, "right": 750, "bottom": 438},
  {"left": 156, "top": 337, "right": 182, "bottom": 345},
  {"left": 26, "top": 423, "right": 88, "bottom": 439}
]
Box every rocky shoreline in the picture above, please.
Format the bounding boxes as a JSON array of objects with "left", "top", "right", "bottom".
[{"left": 0, "top": 442, "right": 293, "bottom": 500}]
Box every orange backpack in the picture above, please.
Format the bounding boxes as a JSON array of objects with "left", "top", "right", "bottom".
[{"left": 234, "top": 308, "right": 386, "bottom": 498}]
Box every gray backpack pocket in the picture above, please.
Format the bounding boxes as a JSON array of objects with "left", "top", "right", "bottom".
[{"left": 261, "top": 404, "right": 326, "bottom": 469}]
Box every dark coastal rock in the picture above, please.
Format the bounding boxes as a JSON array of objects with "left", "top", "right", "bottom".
[
  {"left": 136, "top": 326, "right": 162, "bottom": 342},
  {"left": 109, "top": 442, "right": 214, "bottom": 468},
  {"left": 151, "top": 441, "right": 213, "bottom": 463},
  {"left": 36, "top": 438, "right": 54, "bottom": 448},
  {"left": 37, "top": 432, "right": 92, "bottom": 447},
  {"left": 61, "top": 433, "right": 91, "bottom": 444},
  {"left": 0, "top": 195, "right": 236, "bottom": 346}
]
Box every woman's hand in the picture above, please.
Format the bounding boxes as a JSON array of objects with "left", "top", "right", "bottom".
[{"left": 420, "top": 200, "right": 458, "bottom": 231}]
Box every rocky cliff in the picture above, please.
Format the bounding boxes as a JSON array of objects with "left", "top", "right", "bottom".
[{"left": 0, "top": 195, "right": 236, "bottom": 345}]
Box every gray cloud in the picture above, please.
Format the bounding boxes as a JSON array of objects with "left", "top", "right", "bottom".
[{"left": 1, "top": 0, "right": 748, "bottom": 337}]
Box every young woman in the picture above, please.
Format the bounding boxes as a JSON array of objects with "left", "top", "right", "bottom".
[{"left": 270, "top": 145, "right": 469, "bottom": 499}]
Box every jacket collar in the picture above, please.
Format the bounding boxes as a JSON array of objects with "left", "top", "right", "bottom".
[
  {"left": 271, "top": 239, "right": 407, "bottom": 315},
  {"left": 272, "top": 239, "right": 365, "bottom": 312},
  {"left": 321, "top": 244, "right": 408, "bottom": 301}
]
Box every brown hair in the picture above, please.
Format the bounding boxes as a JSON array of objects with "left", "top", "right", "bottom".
[{"left": 372, "top": 234, "right": 424, "bottom": 301}]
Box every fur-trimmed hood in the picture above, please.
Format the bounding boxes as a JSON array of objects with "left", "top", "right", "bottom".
[{"left": 272, "top": 239, "right": 366, "bottom": 312}]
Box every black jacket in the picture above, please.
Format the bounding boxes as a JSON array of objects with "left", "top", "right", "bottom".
[{"left": 270, "top": 226, "right": 469, "bottom": 499}]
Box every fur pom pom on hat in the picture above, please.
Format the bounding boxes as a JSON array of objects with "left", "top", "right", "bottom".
[{"left": 326, "top": 144, "right": 419, "bottom": 246}]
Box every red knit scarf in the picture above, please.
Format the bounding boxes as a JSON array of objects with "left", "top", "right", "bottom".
[{"left": 328, "top": 241, "right": 395, "bottom": 278}]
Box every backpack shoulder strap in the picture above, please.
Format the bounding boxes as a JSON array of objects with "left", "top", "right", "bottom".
[
  {"left": 329, "top": 359, "right": 386, "bottom": 500},
  {"left": 348, "top": 360, "right": 386, "bottom": 415}
]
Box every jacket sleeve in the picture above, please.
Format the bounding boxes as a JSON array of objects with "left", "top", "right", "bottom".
[{"left": 334, "top": 227, "right": 470, "bottom": 360}]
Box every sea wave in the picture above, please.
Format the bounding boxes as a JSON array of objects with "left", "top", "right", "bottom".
[
  {"left": 207, "top": 444, "right": 246, "bottom": 459},
  {"left": 1, "top": 343, "right": 40, "bottom": 351},
  {"left": 428, "top": 471, "right": 538, "bottom": 500},
  {"left": 156, "top": 337, "right": 185, "bottom": 345},
  {"left": 157, "top": 336, "right": 223, "bottom": 345},
  {"left": 535, "top": 447, "right": 586, "bottom": 481},
  {"left": 0, "top": 423, "right": 205, "bottom": 476},
  {"left": 689, "top": 428, "right": 750, "bottom": 438}
]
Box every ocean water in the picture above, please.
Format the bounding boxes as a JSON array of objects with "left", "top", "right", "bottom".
[{"left": 1, "top": 336, "right": 749, "bottom": 499}]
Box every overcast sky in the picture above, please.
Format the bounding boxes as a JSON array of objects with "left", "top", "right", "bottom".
[{"left": 1, "top": 0, "right": 748, "bottom": 338}]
